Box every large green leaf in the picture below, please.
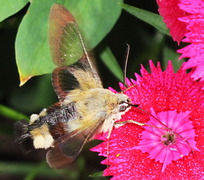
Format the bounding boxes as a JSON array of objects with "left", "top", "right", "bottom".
[
  {"left": 15, "top": 0, "right": 58, "bottom": 85},
  {"left": 0, "top": 0, "right": 28, "bottom": 22},
  {"left": 122, "top": 3, "right": 170, "bottom": 36},
  {"left": 64, "top": 0, "right": 123, "bottom": 49},
  {"left": 15, "top": 0, "right": 123, "bottom": 85}
]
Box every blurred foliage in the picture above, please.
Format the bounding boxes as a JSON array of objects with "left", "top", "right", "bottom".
[{"left": 0, "top": 0, "right": 184, "bottom": 179}]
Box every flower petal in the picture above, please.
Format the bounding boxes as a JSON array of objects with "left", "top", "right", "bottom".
[
  {"left": 157, "top": 0, "right": 188, "bottom": 43},
  {"left": 177, "top": 0, "right": 204, "bottom": 82}
]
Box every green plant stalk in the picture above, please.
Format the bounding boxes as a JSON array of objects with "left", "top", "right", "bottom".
[
  {"left": 0, "top": 104, "right": 28, "bottom": 121},
  {"left": 0, "top": 162, "right": 60, "bottom": 178},
  {"left": 100, "top": 46, "right": 123, "bottom": 82},
  {"left": 122, "top": 3, "right": 170, "bottom": 36}
]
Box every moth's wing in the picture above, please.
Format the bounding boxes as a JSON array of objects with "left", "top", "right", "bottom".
[
  {"left": 48, "top": 4, "right": 102, "bottom": 99},
  {"left": 52, "top": 60, "right": 103, "bottom": 100},
  {"left": 48, "top": 4, "right": 82, "bottom": 67},
  {"left": 46, "top": 120, "right": 103, "bottom": 169},
  {"left": 51, "top": 66, "right": 81, "bottom": 99}
]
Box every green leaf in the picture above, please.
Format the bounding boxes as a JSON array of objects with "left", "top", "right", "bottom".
[
  {"left": 163, "top": 45, "right": 184, "bottom": 72},
  {"left": 100, "top": 46, "right": 123, "bottom": 81},
  {"left": 64, "top": 0, "right": 123, "bottom": 49},
  {"left": 0, "top": 0, "right": 28, "bottom": 22},
  {"left": 90, "top": 171, "right": 103, "bottom": 177},
  {"left": 122, "top": 3, "right": 170, "bottom": 36},
  {"left": 15, "top": 0, "right": 123, "bottom": 85},
  {"left": 15, "top": 0, "right": 58, "bottom": 85}
]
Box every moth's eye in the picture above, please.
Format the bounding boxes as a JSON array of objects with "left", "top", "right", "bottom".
[
  {"left": 119, "top": 102, "right": 129, "bottom": 112},
  {"left": 119, "top": 105, "right": 127, "bottom": 112}
]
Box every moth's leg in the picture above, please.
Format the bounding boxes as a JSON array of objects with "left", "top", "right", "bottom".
[
  {"left": 115, "top": 120, "right": 145, "bottom": 127},
  {"left": 115, "top": 120, "right": 168, "bottom": 130},
  {"left": 106, "top": 122, "right": 114, "bottom": 166}
]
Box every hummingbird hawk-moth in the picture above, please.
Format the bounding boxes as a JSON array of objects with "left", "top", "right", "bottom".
[{"left": 15, "top": 4, "right": 133, "bottom": 169}]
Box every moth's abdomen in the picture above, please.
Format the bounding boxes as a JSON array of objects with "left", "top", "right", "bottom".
[
  {"left": 46, "top": 102, "right": 79, "bottom": 139},
  {"left": 15, "top": 102, "right": 78, "bottom": 152}
]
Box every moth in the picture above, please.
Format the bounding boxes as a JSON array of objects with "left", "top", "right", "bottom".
[{"left": 14, "top": 4, "right": 138, "bottom": 169}]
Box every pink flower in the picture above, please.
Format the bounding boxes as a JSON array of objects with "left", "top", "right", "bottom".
[
  {"left": 92, "top": 61, "right": 204, "bottom": 179},
  {"left": 156, "top": 0, "right": 188, "bottom": 43},
  {"left": 178, "top": 0, "right": 204, "bottom": 82},
  {"left": 157, "top": 0, "right": 204, "bottom": 83}
]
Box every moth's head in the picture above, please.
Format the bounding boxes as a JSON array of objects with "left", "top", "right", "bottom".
[{"left": 99, "top": 92, "right": 132, "bottom": 133}]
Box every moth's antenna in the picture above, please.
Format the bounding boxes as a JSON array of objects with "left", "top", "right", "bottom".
[{"left": 123, "top": 43, "right": 130, "bottom": 87}]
